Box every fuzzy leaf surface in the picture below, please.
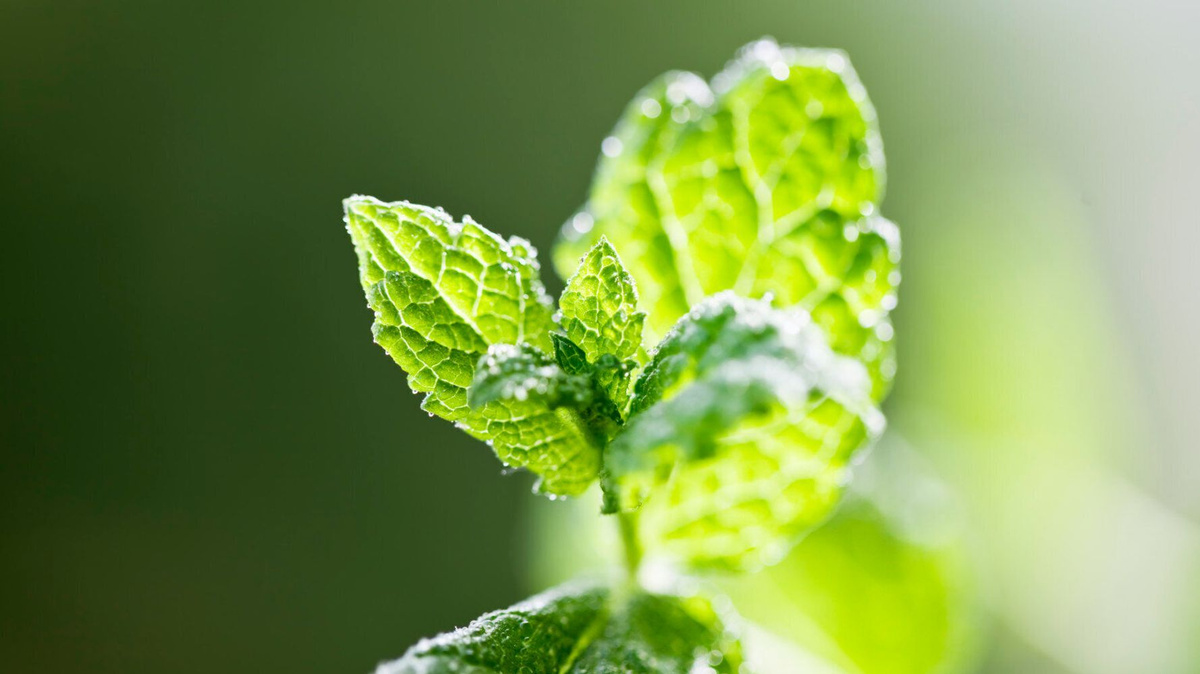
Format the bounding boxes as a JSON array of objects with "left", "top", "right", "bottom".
[
  {"left": 467, "top": 344, "right": 594, "bottom": 410},
  {"left": 469, "top": 343, "right": 622, "bottom": 447},
  {"left": 376, "top": 582, "right": 742, "bottom": 674},
  {"left": 344, "top": 195, "right": 597, "bottom": 495},
  {"left": 554, "top": 38, "right": 900, "bottom": 400},
  {"left": 558, "top": 238, "right": 647, "bottom": 410},
  {"left": 606, "top": 293, "right": 883, "bottom": 569}
]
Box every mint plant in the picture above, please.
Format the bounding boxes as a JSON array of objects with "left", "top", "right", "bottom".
[{"left": 344, "top": 39, "right": 899, "bottom": 673}]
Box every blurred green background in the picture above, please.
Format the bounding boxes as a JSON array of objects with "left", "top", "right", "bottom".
[{"left": 3, "top": 1, "right": 1198, "bottom": 673}]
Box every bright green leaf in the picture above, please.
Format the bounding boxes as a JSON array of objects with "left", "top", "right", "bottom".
[
  {"left": 376, "top": 581, "right": 743, "bottom": 674},
  {"left": 551, "top": 332, "right": 635, "bottom": 420},
  {"left": 469, "top": 343, "right": 623, "bottom": 448},
  {"left": 722, "top": 442, "right": 980, "bottom": 674},
  {"left": 559, "top": 238, "right": 646, "bottom": 363},
  {"left": 345, "top": 195, "right": 599, "bottom": 496},
  {"left": 551, "top": 332, "right": 594, "bottom": 376},
  {"left": 467, "top": 343, "right": 593, "bottom": 410},
  {"left": 554, "top": 38, "right": 900, "bottom": 401},
  {"left": 558, "top": 238, "right": 647, "bottom": 410},
  {"left": 605, "top": 293, "right": 883, "bottom": 569}
]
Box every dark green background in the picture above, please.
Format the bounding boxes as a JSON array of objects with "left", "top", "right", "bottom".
[{"left": 5, "top": 1, "right": 1196, "bottom": 673}]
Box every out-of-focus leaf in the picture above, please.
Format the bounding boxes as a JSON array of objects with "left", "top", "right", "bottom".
[
  {"left": 376, "top": 581, "right": 743, "bottom": 674},
  {"left": 554, "top": 38, "right": 899, "bottom": 400},
  {"left": 557, "top": 238, "right": 647, "bottom": 411},
  {"left": 344, "top": 196, "right": 598, "bottom": 496},
  {"left": 605, "top": 293, "right": 883, "bottom": 569},
  {"left": 722, "top": 442, "right": 979, "bottom": 674}
]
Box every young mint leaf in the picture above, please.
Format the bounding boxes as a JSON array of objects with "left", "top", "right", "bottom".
[
  {"left": 345, "top": 196, "right": 601, "bottom": 496},
  {"left": 554, "top": 38, "right": 900, "bottom": 401},
  {"left": 604, "top": 293, "right": 883, "bottom": 569},
  {"left": 559, "top": 238, "right": 647, "bottom": 362},
  {"left": 468, "top": 344, "right": 593, "bottom": 409},
  {"left": 551, "top": 332, "right": 593, "bottom": 375},
  {"left": 376, "top": 581, "right": 743, "bottom": 674},
  {"left": 469, "top": 343, "right": 622, "bottom": 449},
  {"left": 558, "top": 238, "right": 647, "bottom": 410}
]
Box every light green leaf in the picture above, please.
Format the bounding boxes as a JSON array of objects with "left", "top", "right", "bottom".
[
  {"left": 558, "top": 238, "right": 647, "bottom": 410},
  {"left": 345, "top": 195, "right": 599, "bottom": 496},
  {"left": 467, "top": 343, "right": 593, "bottom": 410},
  {"left": 551, "top": 332, "right": 594, "bottom": 376},
  {"left": 722, "top": 441, "right": 980, "bottom": 674},
  {"left": 377, "top": 581, "right": 743, "bottom": 674},
  {"left": 469, "top": 343, "right": 623, "bottom": 447},
  {"left": 554, "top": 38, "right": 900, "bottom": 401},
  {"left": 559, "top": 238, "right": 646, "bottom": 363},
  {"left": 605, "top": 293, "right": 882, "bottom": 569}
]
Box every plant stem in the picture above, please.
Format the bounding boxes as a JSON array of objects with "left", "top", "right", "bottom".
[
  {"left": 617, "top": 510, "right": 642, "bottom": 580},
  {"left": 556, "top": 407, "right": 642, "bottom": 579}
]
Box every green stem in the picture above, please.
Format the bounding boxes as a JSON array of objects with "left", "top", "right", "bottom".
[
  {"left": 617, "top": 510, "right": 642, "bottom": 580},
  {"left": 555, "top": 408, "right": 641, "bottom": 579}
]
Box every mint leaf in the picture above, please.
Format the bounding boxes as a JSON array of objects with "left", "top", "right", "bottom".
[
  {"left": 469, "top": 343, "right": 622, "bottom": 449},
  {"left": 345, "top": 196, "right": 601, "bottom": 496},
  {"left": 737, "top": 501, "right": 973, "bottom": 674},
  {"left": 559, "top": 238, "right": 647, "bottom": 362},
  {"left": 468, "top": 343, "right": 593, "bottom": 410},
  {"left": 377, "top": 582, "right": 606, "bottom": 674},
  {"left": 605, "top": 293, "right": 883, "bottom": 569},
  {"left": 557, "top": 239, "right": 648, "bottom": 412},
  {"left": 554, "top": 38, "right": 899, "bottom": 401},
  {"left": 551, "top": 332, "right": 594, "bottom": 375},
  {"left": 377, "top": 582, "right": 743, "bottom": 674},
  {"left": 567, "top": 592, "right": 744, "bottom": 673},
  {"left": 558, "top": 238, "right": 647, "bottom": 411},
  {"left": 723, "top": 442, "right": 977, "bottom": 674}
]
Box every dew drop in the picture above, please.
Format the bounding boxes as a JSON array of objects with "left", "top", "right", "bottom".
[
  {"left": 881, "top": 358, "right": 898, "bottom": 378},
  {"left": 571, "top": 212, "right": 594, "bottom": 234},
  {"left": 641, "top": 98, "right": 662, "bottom": 119},
  {"left": 858, "top": 309, "right": 880, "bottom": 328},
  {"left": 601, "top": 136, "right": 623, "bottom": 158}
]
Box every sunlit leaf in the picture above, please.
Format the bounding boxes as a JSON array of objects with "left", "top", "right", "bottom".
[
  {"left": 558, "top": 238, "right": 647, "bottom": 410},
  {"left": 555, "top": 38, "right": 899, "bottom": 400},
  {"left": 469, "top": 342, "right": 622, "bottom": 450},
  {"left": 344, "top": 196, "right": 598, "bottom": 495},
  {"left": 376, "top": 581, "right": 743, "bottom": 674},
  {"left": 605, "top": 293, "right": 883, "bottom": 569}
]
